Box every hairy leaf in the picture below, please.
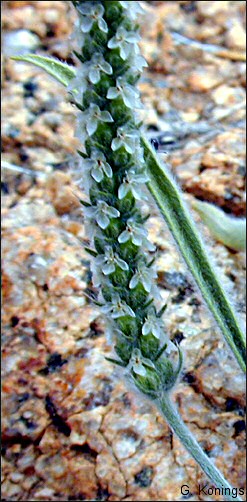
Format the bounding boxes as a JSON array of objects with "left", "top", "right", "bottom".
[
  {"left": 192, "top": 199, "right": 246, "bottom": 252},
  {"left": 11, "top": 55, "right": 76, "bottom": 87}
]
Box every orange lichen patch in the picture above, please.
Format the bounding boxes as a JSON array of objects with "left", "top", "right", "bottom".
[
  {"left": 68, "top": 409, "right": 103, "bottom": 442},
  {"left": 45, "top": 172, "right": 81, "bottom": 216},
  {"left": 187, "top": 68, "right": 223, "bottom": 92},
  {"left": 64, "top": 452, "right": 98, "bottom": 500},
  {"left": 39, "top": 425, "right": 71, "bottom": 454},
  {"left": 1, "top": 271, "right": 14, "bottom": 300},
  {"left": 49, "top": 275, "right": 83, "bottom": 295},
  {"left": 65, "top": 358, "right": 87, "bottom": 387}
]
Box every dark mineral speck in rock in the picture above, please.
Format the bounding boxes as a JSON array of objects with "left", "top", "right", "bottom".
[
  {"left": 41, "top": 352, "right": 67, "bottom": 374},
  {"left": 182, "top": 372, "right": 196, "bottom": 385},
  {"left": 134, "top": 466, "right": 154, "bottom": 487},
  {"left": 233, "top": 420, "right": 246, "bottom": 436},
  {"left": 23, "top": 80, "right": 38, "bottom": 98},
  {"left": 1, "top": 182, "right": 9, "bottom": 194},
  {"left": 225, "top": 397, "right": 243, "bottom": 413},
  {"left": 45, "top": 395, "right": 71, "bottom": 436},
  {"left": 160, "top": 271, "right": 191, "bottom": 290}
]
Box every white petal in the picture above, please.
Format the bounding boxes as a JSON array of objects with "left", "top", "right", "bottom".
[
  {"left": 131, "top": 186, "right": 144, "bottom": 200},
  {"left": 124, "top": 141, "right": 135, "bottom": 154},
  {"left": 100, "top": 111, "right": 114, "bottom": 123},
  {"left": 116, "top": 258, "right": 129, "bottom": 271},
  {"left": 80, "top": 17, "right": 93, "bottom": 33},
  {"left": 118, "top": 184, "right": 128, "bottom": 200},
  {"left": 102, "top": 263, "right": 115, "bottom": 275},
  {"left": 77, "top": 3, "right": 92, "bottom": 15},
  {"left": 142, "top": 277, "right": 152, "bottom": 293},
  {"left": 142, "top": 322, "right": 150, "bottom": 336},
  {"left": 152, "top": 326, "right": 161, "bottom": 339},
  {"left": 107, "top": 87, "right": 119, "bottom": 100},
  {"left": 122, "top": 93, "right": 137, "bottom": 108},
  {"left": 101, "top": 61, "right": 112, "bottom": 74},
  {"left": 118, "top": 230, "right": 130, "bottom": 243},
  {"left": 126, "top": 32, "right": 140, "bottom": 43},
  {"left": 86, "top": 118, "right": 98, "bottom": 136},
  {"left": 94, "top": 4, "right": 105, "bottom": 17},
  {"left": 132, "top": 234, "right": 143, "bottom": 246},
  {"left": 98, "top": 18, "right": 108, "bottom": 33},
  {"left": 97, "top": 213, "right": 109, "bottom": 229},
  {"left": 108, "top": 37, "right": 117, "bottom": 49},
  {"left": 92, "top": 272, "right": 101, "bottom": 287},
  {"left": 111, "top": 138, "right": 122, "bottom": 151},
  {"left": 145, "top": 239, "right": 156, "bottom": 252},
  {"left": 133, "top": 363, "right": 146, "bottom": 376},
  {"left": 107, "top": 206, "right": 120, "bottom": 218},
  {"left": 91, "top": 167, "right": 103, "bottom": 182},
  {"left": 84, "top": 206, "right": 95, "bottom": 218},
  {"left": 103, "top": 163, "right": 113, "bottom": 178},
  {"left": 89, "top": 68, "right": 100, "bottom": 84},
  {"left": 129, "top": 275, "right": 138, "bottom": 289},
  {"left": 125, "top": 305, "right": 136, "bottom": 317},
  {"left": 120, "top": 44, "right": 130, "bottom": 60}
]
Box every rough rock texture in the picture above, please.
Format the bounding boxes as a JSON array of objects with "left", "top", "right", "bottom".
[{"left": 1, "top": 1, "right": 246, "bottom": 501}]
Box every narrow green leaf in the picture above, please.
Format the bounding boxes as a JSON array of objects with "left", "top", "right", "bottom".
[
  {"left": 11, "top": 55, "right": 76, "bottom": 87},
  {"left": 85, "top": 247, "right": 98, "bottom": 257},
  {"left": 105, "top": 357, "right": 127, "bottom": 367},
  {"left": 141, "top": 135, "right": 246, "bottom": 373},
  {"left": 192, "top": 199, "right": 246, "bottom": 252}
]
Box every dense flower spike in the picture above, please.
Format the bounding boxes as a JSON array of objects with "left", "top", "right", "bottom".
[{"left": 72, "top": 0, "right": 181, "bottom": 399}]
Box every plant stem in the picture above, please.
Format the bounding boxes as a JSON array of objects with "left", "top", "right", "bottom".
[
  {"left": 158, "top": 393, "right": 243, "bottom": 502},
  {"left": 142, "top": 136, "right": 246, "bottom": 373}
]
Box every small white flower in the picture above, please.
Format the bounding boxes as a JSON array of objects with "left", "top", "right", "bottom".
[
  {"left": 95, "top": 246, "right": 129, "bottom": 275},
  {"left": 128, "top": 348, "right": 155, "bottom": 376},
  {"left": 108, "top": 25, "right": 140, "bottom": 60},
  {"left": 133, "top": 145, "right": 145, "bottom": 165},
  {"left": 129, "top": 265, "right": 157, "bottom": 293},
  {"left": 78, "top": 2, "right": 108, "bottom": 33},
  {"left": 118, "top": 218, "right": 155, "bottom": 251},
  {"left": 91, "top": 260, "right": 109, "bottom": 288},
  {"left": 111, "top": 125, "right": 140, "bottom": 154},
  {"left": 80, "top": 150, "right": 112, "bottom": 183},
  {"left": 68, "top": 67, "right": 88, "bottom": 103},
  {"left": 118, "top": 218, "right": 156, "bottom": 251},
  {"left": 102, "top": 294, "right": 135, "bottom": 318},
  {"left": 75, "top": 116, "right": 89, "bottom": 152},
  {"left": 84, "top": 104, "right": 113, "bottom": 136},
  {"left": 118, "top": 168, "right": 150, "bottom": 200},
  {"left": 70, "top": 19, "right": 87, "bottom": 49},
  {"left": 119, "top": 1, "right": 144, "bottom": 21},
  {"left": 118, "top": 218, "right": 146, "bottom": 246},
  {"left": 142, "top": 313, "right": 164, "bottom": 339},
  {"left": 107, "top": 77, "right": 140, "bottom": 108},
  {"left": 130, "top": 53, "right": 148, "bottom": 72},
  {"left": 88, "top": 53, "right": 112, "bottom": 84},
  {"left": 85, "top": 200, "right": 120, "bottom": 229}
]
